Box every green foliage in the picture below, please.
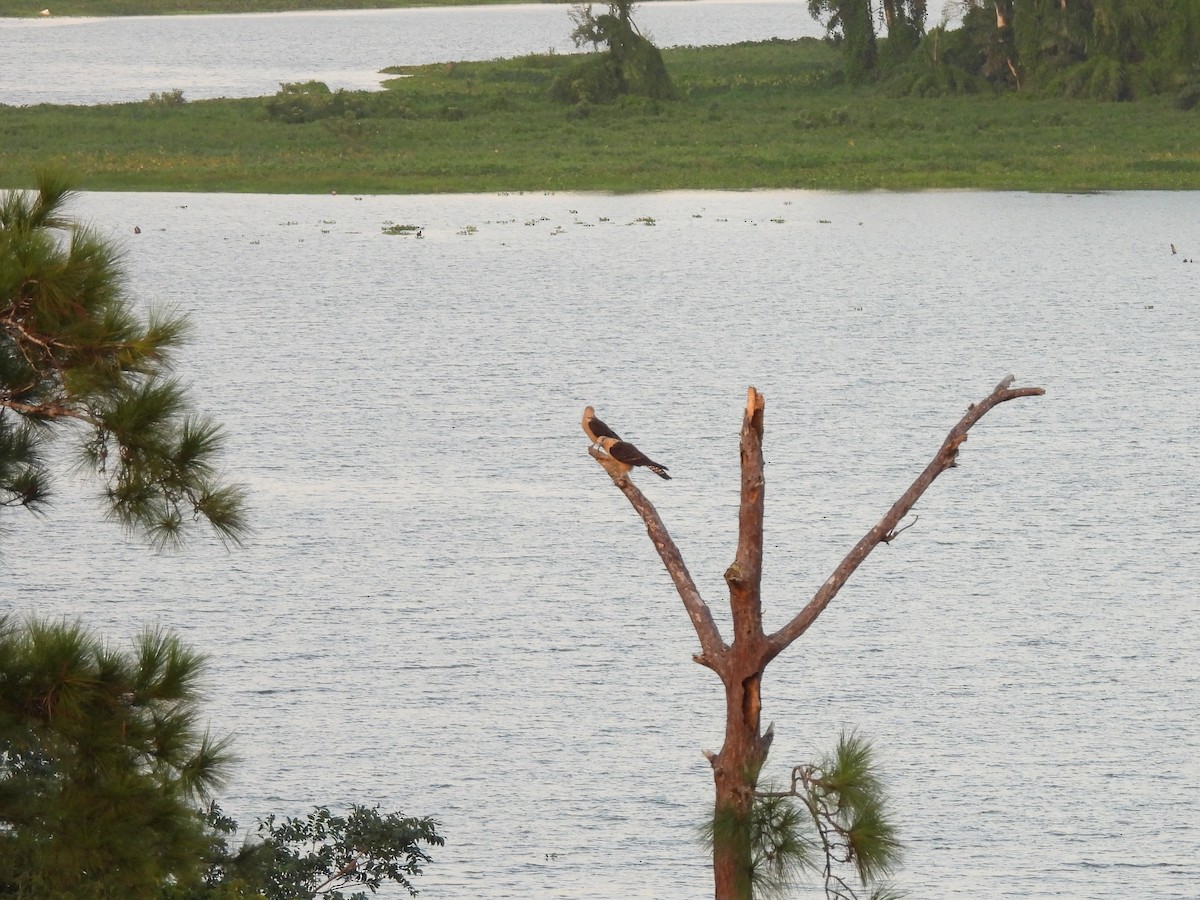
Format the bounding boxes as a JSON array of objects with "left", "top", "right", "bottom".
[
  {"left": 148, "top": 89, "right": 188, "bottom": 107},
  {"left": 928, "top": 0, "right": 1200, "bottom": 98},
  {"left": 809, "top": 0, "right": 880, "bottom": 81},
  {"left": 877, "top": 1, "right": 928, "bottom": 69},
  {"left": 0, "top": 172, "right": 247, "bottom": 546},
  {"left": 554, "top": 2, "right": 677, "bottom": 103},
  {"left": 853, "top": 0, "right": 1200, "bottom": 100},
  {"left": 550, "top": 54, "right": 626, "bottom": 104},
  {"left": 263, "top": 81, "right": 424, "bottom": 124},
  {"left": 175, "top": 803, "right": 443, "bottom": 899},
  {"left": 0, "top": 619, "right": 443, "bottom": 900},
  {"left": 802, "top": 731, "right": 902, "bottom": 894},
  {"left": 884, "top": 45, "right": 994, "bottom": 98},
  {"left": 704, "top": 731, "right": 902, "bottom": 900},
  {"left": 1, "top": 41, "right": 1198, "bottom": 193},
  {"left": 266, "top": 82, "right": 350, "bottom": 124},
  {"left": 1175, "top": 83, "right": 1200, "bottom": 110},
  {"left": 234, "top": 806, "right": 443, "bottom": 899},
  {"left": 704, "top": 793, "right": 814, "bottom": 900},
  {"left": 0, "top": 616, "right": 232, "bottom": 899},
  {"left": 1051, "top": 56, "right": 1134, "bottom": 101}
]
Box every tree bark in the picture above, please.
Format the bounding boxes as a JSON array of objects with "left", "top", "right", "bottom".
[{"left": 588, "top": 376, "right": 1043, "bottom": 900}]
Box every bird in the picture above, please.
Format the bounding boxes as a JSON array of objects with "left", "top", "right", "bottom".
[
  {"left": 1171, "top": 243, "right": 1177, "bottom": 255},
  {"left": 598, "top": 436, "right": 671, "bottom": 480},
  {"left": 581, "top": 405, "right": 621, "bottom": 448}
]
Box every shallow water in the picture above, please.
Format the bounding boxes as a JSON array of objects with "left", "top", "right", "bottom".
[
  {"left": 0, "top": 0, "right": 825, "bottom": 105},
  {"left": 4, "top": 189, "right": 1199, "bottom": 897}
]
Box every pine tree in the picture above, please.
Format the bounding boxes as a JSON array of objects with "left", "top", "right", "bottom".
[
  {"left": 1, "top": 171, "right": 246, "bottom": 548},
  {"left": 0, "top": 617, "right": 232, "bottom": 899}
]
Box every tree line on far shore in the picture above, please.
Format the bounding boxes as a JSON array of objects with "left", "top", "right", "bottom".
[
  {"left": 565, "top": 0, "right": 1198, "bottom": 106},
  {"left": 811, "top": 0, "right": 1199, "bottom": 102}
]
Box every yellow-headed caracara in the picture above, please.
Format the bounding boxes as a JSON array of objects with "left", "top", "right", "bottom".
[
  {"left": 598, "top": 436, "right": 671, "bottom": 480},
  {"left": 582, "top": 405, "right": 621, "bottom": 448}
]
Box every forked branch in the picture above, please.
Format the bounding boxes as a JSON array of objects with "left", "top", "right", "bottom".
[{"left": 765, "top": 375, "right": 1044, "bottom": 659}]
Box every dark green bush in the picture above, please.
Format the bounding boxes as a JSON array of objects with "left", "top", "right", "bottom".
[
  {"left": 146, "top": 88, "right": 186, "bottom": 107},
  {"left": 1050, "top": 57, "right": 1134, "bottom": 101},
  {"left": 553, "top": 2, "right": 676, "bottom": 104},
  {"left": 550, "top": 55, "right": 626, "bottom": 104},
  {"left": 1176, "top": 83, "right": 1200, "bottom": 111},
  {"left": 887, "top": 62, "right": 993, "bottom": 97},
  {"left": 263, "top": 81, "right": 374, "bottom": 124}
]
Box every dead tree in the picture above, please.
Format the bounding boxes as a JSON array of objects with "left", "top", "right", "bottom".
[{"left": 588, "top": 375, "right": 1044, "bottom": 900}]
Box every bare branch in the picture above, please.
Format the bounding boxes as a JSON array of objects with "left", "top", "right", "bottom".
[
  {"left": 0, "top": 398, "right": 99, "bottom": 426},
  {"left": 589, "top": 445, "right": 728, "bottom": 669},
  {"left": 766, "top": 376, "right": 1044, "bottom": 659}
]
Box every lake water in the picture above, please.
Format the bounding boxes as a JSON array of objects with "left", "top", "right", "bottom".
[
  {"left": 0, "top": 0, "right": 827, "bottom": 105},
  {"left": 3, "top": 188, "right": 1198, "bottom": 897}
]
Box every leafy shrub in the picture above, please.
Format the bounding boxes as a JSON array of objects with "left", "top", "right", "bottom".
[
  {"left": 1052, "top": 57, "right": 1134, "bottom": 101},
  {"left": 368, "top": 91, "right": 418, "bottom": 119},
  {"left": 146, "top": 88, "right": 186, "bottom": 106},
  {"left": 1175, "top": 83, "right": 1200, "bottom": 111},
  {"left": 887, "top": 62, "right": 992, "bottom": 98},
  {"left": 552, "top": 2, "right": 676, "bottom": 104},
  {"left": 620, "top": 33, "right": 677, "bottom": 101},
  {"left": 263, "top": 81, "right": 373, "bottom": 124},
  {"left": 550, "top": 55, "right": 626, "bottom": 104}
]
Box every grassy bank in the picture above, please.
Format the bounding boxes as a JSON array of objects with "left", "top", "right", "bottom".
[
  {"left": 0, "top": 0, "right": 542, "bottom": 16},
  {"left": 1, "top": 40, "right": 1196, "bottom": 193}
]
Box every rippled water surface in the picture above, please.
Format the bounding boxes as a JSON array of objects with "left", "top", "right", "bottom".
[
  {"left": 0, "top": 0, "right": 829, "bottom": 105},
  {"left": 5, "top": 189, "right": 1199, "bottom": 897}
]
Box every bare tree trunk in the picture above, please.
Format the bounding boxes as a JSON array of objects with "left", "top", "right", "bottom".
[{"left": 588, "top": 376, "right": 1043, "bottom": 900}]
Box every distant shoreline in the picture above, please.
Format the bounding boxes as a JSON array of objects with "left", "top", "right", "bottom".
[
  {"left": 2, "top": 40, "right": 1196, "bottom": 194},
  {"left": 3, "top": 0, "right": 573, "bottom": 18}
]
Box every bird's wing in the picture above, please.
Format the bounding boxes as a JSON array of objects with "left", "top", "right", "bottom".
[
  {"left": 610, "top": 441, "right": 663, "bottom": 470},
  {"left": 589, "top": 414, "right": 621, "bottom": 441}
]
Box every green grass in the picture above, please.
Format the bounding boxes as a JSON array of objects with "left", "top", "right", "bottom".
[
  {"left": 0, "top": 0, "right": 546, "bottom": 16},
  {"left": 1, "top": 39, "right": 1196, "bottom": 193}
]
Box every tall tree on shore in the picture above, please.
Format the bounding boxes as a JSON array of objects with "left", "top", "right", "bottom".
[
  {"left": 553, "top": 1, "right": 676, "bottom": 102},
  {"left": 1, "top": 171, "right": 247, "bottom": 548},
  {"left": 943, "top": 0, "right": 1199, "bottom": 96},
  {"left": 808, "top": 0, "right": 880, "bottom": 79},
  {"left": 806, "top": 1, "right": 927, "bottom": 76},
  {"left": 880, "top": 0, "right": 929, "bottom": 62},
  {"left": 587, "top": 377, "right": 1043, "bottom": 899}
]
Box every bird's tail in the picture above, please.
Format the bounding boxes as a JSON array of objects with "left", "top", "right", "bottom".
[{"left": 649, "top": 464, "right": 671, "bottom": 480}]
